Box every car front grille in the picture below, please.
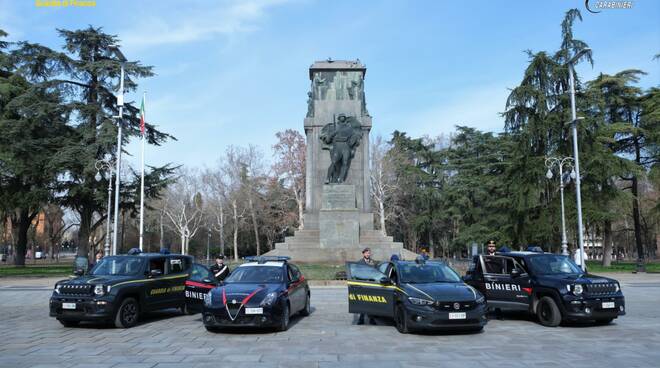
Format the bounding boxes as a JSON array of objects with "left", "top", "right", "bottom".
[
  {"left": 59, "top": 284, "right": 93, "bottom": 296},
  {"left": 434, "top": 301, "right": 476, "bottom": 311},
  {"left": 585, "top": 283, "right": 618, "bottom": 296}
]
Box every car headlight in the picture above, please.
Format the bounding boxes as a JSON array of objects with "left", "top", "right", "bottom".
[
  {"left": 93, "top": 285, "right": 106, "bottom": 296},
  {"left": 476, "top": 295, "right": 485, "bottom": 304},
  {"left": 54, "top": 284, "right": 61, "bottom": 294},
  {"left": 614, "top": 283, "right": 620, "bottom": 293},
  {"left": 407, "top": 297, "right": 434, "bottom": 306},
  {"left": 204, "top": 292, "right": 213, "bottom": 307},
  {"left": 568, "top": 284, "right": 583, "bottom": 295},
  {"left": 260, "top": 292, "right": 278, "bottom": 307}
]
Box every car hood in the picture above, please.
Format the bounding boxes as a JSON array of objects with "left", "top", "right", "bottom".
[
  {"left": 401, "top": 282, "right": 478, "bottom": 301},
  {"left": 536, "top": 273, "right": 618, "bottom": 285},
  {"left": 58, "top": 275, "right": 138, "bottom": 286},
  {"left": 209, "top": 283, "right": 283, "bottom": 306}
]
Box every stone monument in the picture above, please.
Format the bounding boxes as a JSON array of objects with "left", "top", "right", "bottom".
[{"left": 265, "top": 59, "right": 415, "bottom": 262}]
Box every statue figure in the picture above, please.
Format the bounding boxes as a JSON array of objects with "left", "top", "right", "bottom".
[
  {"left": 320, "top": 114, "right": 362, "bottom": 184},
  {"left": 306, "top": 91, "right": 314, "bottom": 117}
]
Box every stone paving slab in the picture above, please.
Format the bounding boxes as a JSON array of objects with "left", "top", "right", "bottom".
[{"left": 0, "top": 274, "right": 658, "bottom": 368}]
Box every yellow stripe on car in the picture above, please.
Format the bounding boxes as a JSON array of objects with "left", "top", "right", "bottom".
[
  {"left": 112, "top": 274, "right": 190, "bottom": 287},
  {"left": 346, "top": 281, "right": 408, "bottom": 295}
]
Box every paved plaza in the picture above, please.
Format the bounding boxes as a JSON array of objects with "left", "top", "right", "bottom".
[{"left": 0, "top": 273, "right": 659, "bottom": 368}]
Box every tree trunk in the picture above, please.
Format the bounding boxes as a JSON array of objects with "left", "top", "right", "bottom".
[
  {"left": 180, "top": 232, "right": 186, "bottom": 255},
  {"left": 159, "top": 209, "right": 165, "bottom": 250},
  {"left": 13, "top": 209, "right": 31, "bottom": 266},
  {"left": 232, "top": 200, "right": 239, "bottom": 261},
  {"left": 77, "top": 206, "right": 93, "bottom": 257},
  {"left": 602, "top": 220, "right": 613, "bottom": 267},
  {"left": 219, "top": 206, "right": 225, "bottom": 257},
  {"left": 248, "top": 195, "right": 260, "bottom": 256},
  {"left": 632, "top": 137, "right": 645, "bottom": 272},
  {"left": 379, "top": 200, "right": 386, "bottom": 236}
]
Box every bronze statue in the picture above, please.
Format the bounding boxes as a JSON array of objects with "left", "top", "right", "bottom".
[{"left": 320, "top": 114, "right": 362, "bottom": 184}]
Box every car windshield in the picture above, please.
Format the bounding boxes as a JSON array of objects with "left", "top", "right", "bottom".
[
  {"left": 399, "top": 262, "right": 462, "bottom": 283},
  {"left": 527, "top": 254, "right": 583, "bottom": 275},
  {"left": 90, "top": 257, "right": 145, "bottom": 276},
  {"left": 224, "top": 266, "right": 283, "bottom": 283}
]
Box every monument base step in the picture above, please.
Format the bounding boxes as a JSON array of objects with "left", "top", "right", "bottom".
[{"left": 264, "top": 245, "right": 417, "bottom": 263}]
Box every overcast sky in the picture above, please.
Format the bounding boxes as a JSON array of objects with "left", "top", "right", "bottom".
[{"left": 2, "top": 0, "right": 658, "bottom": 170}]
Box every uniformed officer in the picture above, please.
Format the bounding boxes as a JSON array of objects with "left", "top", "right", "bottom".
[
  {"left": 486, "top": 240, "right": 497, "bottom": 256},
  {"left": 357, "top": 247, "right": 376, "bottom": 325},
  {"left": 210, "top": 255, "right": 230, "bottom": 281}
]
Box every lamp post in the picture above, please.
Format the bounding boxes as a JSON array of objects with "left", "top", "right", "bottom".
[
  {"left": 566, "top": 48, "right": 590, "bottom": 271},
  {"left": 95, "top": 155, "right": 116, "bottom": 257},
  {"left": 207, "top": 228, "right": 211, "bottom": 264},
  {"left": 545, "top": 157, "right": 575, "bottom": 256},
  {"left": 108, "top": 45, "right": 127, "bottom": 256}
]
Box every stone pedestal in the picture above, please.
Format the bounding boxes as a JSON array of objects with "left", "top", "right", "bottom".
[{"left": 319, "top": 185, "right": 359, "bottom": 248}]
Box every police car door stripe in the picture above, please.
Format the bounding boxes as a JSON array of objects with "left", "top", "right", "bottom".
[
  {"left": 346, "top": 281, "right": 407, "bottom": 295},
  {"left": 112, "top": 273, "right": 190, "bottom": 287}
]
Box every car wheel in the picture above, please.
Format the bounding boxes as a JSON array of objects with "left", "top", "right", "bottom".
[
  {"left": 114, "top": 297, "right": 140, "bottom": 328},
  {"left": 300, "top": 293, "right": 311, "bottom": 316},
  {"left": 278, "top": 302, "right": 290, "bottom": 331},
  {"left": 58, "top": 319, "right": 79, "bottom": 327},
  {"left": 394, "top": 304, "right": 409, "bottom": 334},
  {"left": 537, "top": 296, "right": 562, "bottom": 327}
]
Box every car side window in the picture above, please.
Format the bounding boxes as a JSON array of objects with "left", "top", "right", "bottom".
[
  {"left": 168, "top": 257, "right": 185, "bottom": 274},
  {"left": 149, "top": 258, "right": 166, "bottom": 274},
  {"left": 289, "top": 264, "right": 302, "bottom": 281},
  {"left": 190, "top": 264, "right": 208, "bottom": 282},
  {"left": 377, "top": 262, "right": 389, "bottom": 274},
  {"left": 482, "top": 256, "right": 506, "bottom": 275},
  {"left": 347, "top": 263, "right": 387, "bottom": 282}
]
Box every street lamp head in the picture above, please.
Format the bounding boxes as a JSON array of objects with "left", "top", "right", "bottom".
[
  {"left": 104, "top": 171, "right": 111, "bottom": 181},
  {"left": 95, "top": 171, "right": 102, "bottom": 182},
  {"left": 546, "top": 169, "right": 553, "bottom": 180},
  {"left": 570, "top": 170, "right": 577, "bottom": 180}
]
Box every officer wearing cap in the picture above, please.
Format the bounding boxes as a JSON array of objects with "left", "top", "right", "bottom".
[
  {"left": 210, "top": 255, "right": 230, "bottom": 281},
  {"left": 486, "top": 240, "right": 497, "bottom": 256},
  {"left": 357, "top": 248, "right": 376, "bottom": 325}
]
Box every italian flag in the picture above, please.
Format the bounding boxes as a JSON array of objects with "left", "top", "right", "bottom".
[{"left": 139, "top": 95, "right": 146, "bottom": 135}]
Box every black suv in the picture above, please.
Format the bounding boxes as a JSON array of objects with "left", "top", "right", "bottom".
[
  {"left": 50, "top": 251, "right": 193, "bottom": 328},
  {"left": 463, "top": 251, "right": 625, "bottom": 327}
]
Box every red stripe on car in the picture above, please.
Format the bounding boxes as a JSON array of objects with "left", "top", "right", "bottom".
[
  {"left": 185, "top": 281, "right": 214, "bottom": 289},
  {"left": 241, "top": 287, "right": 263, "bottom": 304}
]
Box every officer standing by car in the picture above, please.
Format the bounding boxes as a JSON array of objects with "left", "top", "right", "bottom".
[
  {"left": 486, "top": 240, "right": 497, "bottom": 256},
  {"left": 210, "top": 255, "right": 230, "bottom": 281},
  {"left": 357, "top": 248, "right": 377, "bottom": 325}
]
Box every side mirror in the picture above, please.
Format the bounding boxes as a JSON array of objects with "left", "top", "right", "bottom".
[
  {"left": 150, "top": 269, "right": 163, "bottom": 277},
  {"left": 379, "top": 277, "right": 391, "bottom": 285},
  {"left": 73, "top": 269, "right": 84, "bottom": 276},
  {"left": 511, "top": 268, "right": 521, "bottom": 278}
]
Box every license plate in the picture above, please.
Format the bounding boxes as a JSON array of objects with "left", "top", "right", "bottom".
[
  {"left": 448, "top": 312, "right": 466, "bottom": 320},
  {"left": 602, "top": 302, "right": 615, "bottom": 309},
  {"left": 245, "top": 307, "right": 263, "bottom": 315},
  {"left": 62, "top": 303, "right": 76, "bottom": 310}
]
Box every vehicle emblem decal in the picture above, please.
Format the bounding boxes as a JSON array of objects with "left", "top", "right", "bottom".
[
  {"left": 453, "top": 302, "right": 460, "bottom": 310},
  {"left": 225, "top": 287, "right": 264, "bottom": 321}
]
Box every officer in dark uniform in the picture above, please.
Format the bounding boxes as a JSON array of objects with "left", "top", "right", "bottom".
[
  {"left": 486, "top": 240, "right": 497, "bottom": 256},
  {"left": 357, "top": 247, "right": 376, "bottom": 325},
  {"left": 210, "top": 255, "right": 230, "bottom": 281}
]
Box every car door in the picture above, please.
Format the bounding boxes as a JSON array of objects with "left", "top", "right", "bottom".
[
  {"left": 144, "top": 257, "right": 169, "bottom": 310},
  {"left": 164, "top": 256, "right": 190, "bottom": 306},
  {"left": 479, "top": 255, "right": 531, "bottom": 311},
  {"left": 345, "top": 262, "right": 395, "bottom": 318},
  {"left": 185, "top": 263, "right": 216, "bottom": 312},
  {"left": 286, "top": 264, "right": 305, "bottom": 313}
]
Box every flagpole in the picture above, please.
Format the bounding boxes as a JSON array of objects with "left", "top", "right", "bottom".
[{"left": 139, "top": 91, "right": 146, "bottom": 251}]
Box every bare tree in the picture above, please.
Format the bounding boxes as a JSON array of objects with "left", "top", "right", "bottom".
[
  {"left": 163, "top": 168, "right": 205, "bottom": 254},
  {"left": 273, "top": 129, "right": 306, "bottom": 229},
  {"left": 370, "top": 135, "right": 399, "bottom": 235},
  {"left": 202, "top": 168, "right": 228, "bottom": 257}
]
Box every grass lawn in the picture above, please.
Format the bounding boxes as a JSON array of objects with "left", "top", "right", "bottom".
[
  {"left": 586, "top": 260, "right": 660, "bottom": 273},
  {"left": 0, "top": 265, "right": 72, "bottom": 277}
]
